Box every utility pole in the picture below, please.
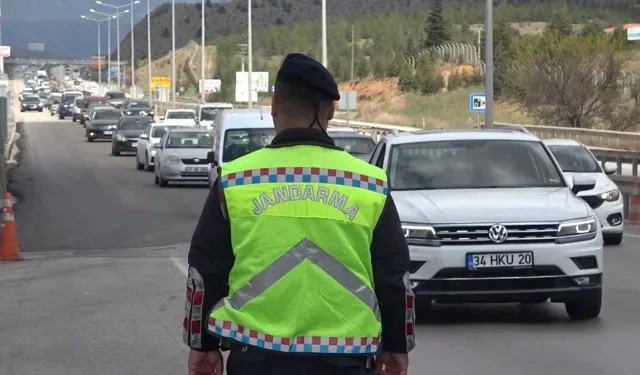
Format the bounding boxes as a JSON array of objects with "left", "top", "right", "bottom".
[
  {"left": 483, "top": 0, "right": 494, "bottom": 128},
  {"left": 247, "top": 0, "right": 253, "bottom": 109},
  {"left": 350, "top": 25, "right": 355, "bottom": 81}
]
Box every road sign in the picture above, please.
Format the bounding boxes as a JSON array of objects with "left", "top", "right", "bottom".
[
  {"left": 199, "top": 79, "right": 221, "bottom": 95},
  {"left": 235, "top": 71, "right": 269, "bottom": 92},
  {"left": 0, "top": 46, "right": 11, "bottom": 58},
  {"left": 338, "top": 91, "right": 357, "bottom": 111},
  {"left": 235, "top": 72, "right": 262, "bottom": 103},
  {"left": 628, "top": 27, "right": 640, "bottom": 41},
  {"left": 28, "top": 43, "right": 45, "bottom": 52},
  {"left": 469, "top": 93, "right": 486, "bottom": 113},
  {"left": 151, "top": 76, "right": 171, "bottom": 89}
]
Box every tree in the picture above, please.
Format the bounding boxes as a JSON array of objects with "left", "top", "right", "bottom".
[
  {"left": 423, "top": 0, "right": 449, "bottom": 49},
  {"left": 205, "top": 0, "right": 212, "bottom": 6},
  {"left": 510, "top": 33, "right": 624, "bottom": 128}
]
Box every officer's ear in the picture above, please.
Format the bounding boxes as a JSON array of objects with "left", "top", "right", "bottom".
[
  {"left": 326, "top": 100, "right": 336, "bottom": 121},
  {"left": 270, "top": 95, "right": 278, "bottom": 119}
]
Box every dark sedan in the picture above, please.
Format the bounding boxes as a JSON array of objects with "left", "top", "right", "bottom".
[
  {"left": 111, "top": 116, "right": 154, "bottom": 156},
  {"left": 20, "top": 95, "right": 43, "bottom": 112},
  {"left": 85, "top": 108, "right": 123, "bottom": 142}
]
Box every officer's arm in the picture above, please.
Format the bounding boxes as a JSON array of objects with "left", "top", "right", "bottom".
[
  {"left": 370, "top": 194, "right": 415, "bottom": 353},
  {"left": 183, "top": 177, "right": 234, "bottom": 351}
]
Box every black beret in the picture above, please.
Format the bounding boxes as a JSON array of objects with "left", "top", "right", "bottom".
[{"left": 275, "top": 53, "right": 340, "bottom": 101}]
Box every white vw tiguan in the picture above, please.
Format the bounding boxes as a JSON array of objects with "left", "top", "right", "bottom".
[{"left": 370, "top": 129, "right": 604, "bottom": 320}]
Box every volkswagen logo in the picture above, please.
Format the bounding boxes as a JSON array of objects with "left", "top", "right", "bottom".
[
  {"left": 488, "top": 224, "right": 508, "bottom": 243},
  {"left": 194, "top": 158, "right": 200, "bottom": 163}
]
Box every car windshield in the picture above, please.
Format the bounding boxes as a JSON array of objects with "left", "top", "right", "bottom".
[
  {"left": 63, "top": 95, "right": 80, "bottom": 104},
  {"left": 223, "top": 129, "right": 276, "bottom": 162},
  {"left": 105, "top": 92, "right": 125, "bottom": 99},
  {"left": 119, "top": 118, "right": 153, "bottom": 130},
  {"left": 333, "top": 136, "right": 376, "bottom": 155},
  {"left": 152, "top": 125, "right": 183, "bottom": 138},
  {"left": 165, "top": 132, "right": 213, "bottom": 148},
  {"left": 93, "top": 110, "right": 122, "bottom": 120},
  {"left": 23, "top": 96, "right": 39, "bottom": 103},
  {"left": 388, "top": 139, "right": 565, "bottom": 190},
  {"left": 166, "top": 111, "right": 195, "bottom": 119},
  {"left": 127, "top": 101, "right": 150, "bottom": 108},
  {"left": 547, "top": 144, "right": 602, "bottom": 173},
  {"left": 200, "top": 108, "right": 222, "bottom": 121}
]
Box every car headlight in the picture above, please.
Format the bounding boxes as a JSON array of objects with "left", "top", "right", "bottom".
[
  {"left": 599, "top": 189, "right": 620, "bottom": 202},
  {"left": 116, "top": 134, "right": 127, "bottom": 141},
  {"left": 401, "top": 224, "right": 441, "bottom": 247},
  {"left": 556, "top": 216, "right": 597, "bottom": 244},
  {"left": 164, "top": 155, "right": 181, "bottom": 165},
  {"left": 151, "top": 149, "right": 156, "bottom": 156},
  {"left": 107, "top": 125, "right": 117, "bottom": 130}
]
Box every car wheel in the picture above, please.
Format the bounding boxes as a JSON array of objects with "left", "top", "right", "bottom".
[
  {"left": 565, "top": 290, "right": 602, "bottom": 320},
  {"left": 20, "top": 109, "right": 24, "bottom": 112},
  {"left": 87, "top": 136, "right": 94, "bottom": 143},
  {"left": 154, "top": 171, "right": 159, "bottom": 185},
  {"left": 136, "top": 153, "right": 144, "bottom": 170},
  {"left": 72, "top": 115, "right": 76, "bottom": 122},
  {"left": 50, "top": 111, "right": 53, "bottom": 116},
  {"left": 144, "top": 153, "right": 154, "bottom": 172},
  {"left": 159, "top": 174, "right": 169, "bottom": 187},
  {"left": 38, "top": 108, "right": 43, "bottom": 112},
  {"left": 111, "top": 144, "right": 120, "bottom": 156},
  {"left": 59, "top": 115, "right": 64, "bottom": 120},
  {"left": 603, "top": 233, "right": 623, "bottom": 245}
]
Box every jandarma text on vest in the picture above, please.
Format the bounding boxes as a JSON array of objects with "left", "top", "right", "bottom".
[{"left": 252, "top": 184, "right": 360, "bottom": 221}]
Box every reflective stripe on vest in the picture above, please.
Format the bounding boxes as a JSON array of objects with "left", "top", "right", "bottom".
[
  {"left": 220, "top": 167, "right": 389, "bottom": 195},
  {"left": 207, "top": 238, "right": 381, "bottom": 354}
]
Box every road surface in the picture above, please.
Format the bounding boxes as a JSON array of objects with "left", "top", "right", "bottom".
[{"left": 2, "top": 108, "right": 640, "bottom": 374}]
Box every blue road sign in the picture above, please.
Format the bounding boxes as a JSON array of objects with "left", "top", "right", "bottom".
[{"left": 469, "top": 93, "right": 486, "bottom": 113}]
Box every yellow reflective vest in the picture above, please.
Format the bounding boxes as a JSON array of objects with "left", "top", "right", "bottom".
[{"left": 207, "top": 144, "right": 388, "bottom": 354}]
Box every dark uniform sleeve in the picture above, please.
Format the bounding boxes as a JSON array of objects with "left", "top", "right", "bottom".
[
  {"left": 183, "top": 178, "right": 234, "bottom": 351},
  {"left": 370, "top": 194, "right": 415, "bottom": 353}
]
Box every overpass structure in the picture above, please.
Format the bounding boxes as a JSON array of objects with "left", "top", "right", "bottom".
[{"left": 4, "top": 58, "right": 94, "bottom": 65}]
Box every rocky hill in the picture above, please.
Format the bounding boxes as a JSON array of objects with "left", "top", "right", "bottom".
[{"left": 117, "top": 0, "right": 433, "bottom": 63}]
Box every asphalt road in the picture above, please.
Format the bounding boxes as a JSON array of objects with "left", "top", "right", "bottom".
[
  {"left": 9, "top": 112, "right": 209, "bottom": 252},
  {"left": 5, "top": 105, "right": 640, "bottom": 374}
]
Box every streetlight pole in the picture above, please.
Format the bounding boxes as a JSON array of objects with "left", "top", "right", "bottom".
[
  {"left": 130, "top": 1, "right": 135, "bottom": 94},
  {"left": 321, "top": 0, "right": 327, "bottom": 67},
  {"left": 484, "top": 0, "right": 494, "bottom": 128},
  {"left": 172, "top": 0, "right": 176, "bottom": 106},
  {"left": 247, "top": 0, "right": 252, "bottom": 109},
  {"left": 82, "top": 14, "right": 115, "bottom": 95},
  {"left": 201, "top": 0, "right": 205, "bottom": 104},
  {"left": 95, "top": 1, "right": 140, "bottom": 91},
  {"left": 147, "top": 0, "right": 152, "bottom": 104},
  {"left": 92, "top": 8, "right": 127, "bottom": 89}
]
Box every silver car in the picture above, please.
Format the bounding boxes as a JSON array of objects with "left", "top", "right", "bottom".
[{"left": 154, "top": 128, "right": 214, "bottom": 187}]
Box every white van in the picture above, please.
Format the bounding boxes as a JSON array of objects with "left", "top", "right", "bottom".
[
  {"left": 197, "top": 102, "right": 233, "bottom": 129},
  {"left": 206, "top": 108, "right": 276, "bottom": 188}
]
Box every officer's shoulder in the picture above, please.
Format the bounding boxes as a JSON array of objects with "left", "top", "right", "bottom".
[{"left": 343, "top": 153, "right": 387, "bottom": 178}]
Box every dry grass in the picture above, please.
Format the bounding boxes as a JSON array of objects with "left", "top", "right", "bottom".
[
  {"left": 135, "top": 40, "right": 200, "bottom": 94},
  {"left": 468, "top": 22, "right": 584, "bottom": 35},
  {"left": 337, "top": 78, "right": 534, "bottom": 128}
]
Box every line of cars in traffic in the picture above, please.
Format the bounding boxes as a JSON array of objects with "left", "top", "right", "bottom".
[{"left": 52, "top": 80, "right": 624, "bottom": 320}]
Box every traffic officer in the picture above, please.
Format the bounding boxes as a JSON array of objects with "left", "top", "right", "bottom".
[{"left": 184, "top": 53, "right": 415, "bottom": 375}]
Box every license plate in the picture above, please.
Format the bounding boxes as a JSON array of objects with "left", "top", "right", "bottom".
[
  {"left": 466, "top": 252, "right": 534, "bottom": 270},
  {"left": 186, "top": 167, "right": 206, "bottom": 173},
  {"left": 104, "top": 131, "right": 113, "bottom": 135}
]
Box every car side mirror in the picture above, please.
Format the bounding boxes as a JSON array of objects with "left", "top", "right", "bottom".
[
  {"left": 571, "top": 175, "right": 596, "bottom": 195},
  {"left": 603, "top": 162, "right": 617, "bottom": 175},
  {"left": 152, "top": 143, "right": 161, "bottom": 149},
  {"left": 139, "top": 134, "right": 149, "bottom": 140},
  {"left": 207, "top": 151, "right": 217, "bottom": 165}
]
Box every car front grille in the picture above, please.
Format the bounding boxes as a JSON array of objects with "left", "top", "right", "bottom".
[
  {"left": 580, "top": 195, "right": 604, "bottom": 209},
  {"left": 182, "top": 158, "right": 208, "bottom": 165},
  {"left": 434, "top": 222, "right": 559, "bottom": 245}
]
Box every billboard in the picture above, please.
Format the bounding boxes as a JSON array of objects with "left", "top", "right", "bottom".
[
  {"left": 91, "top": 56, "right": 107, "bottom": 69},
  {"left": 0, "top": 46, "right": 11, "bottom": 58},
  {"left": 628, "top": 27, "right": 640, "bottom": 41},
  {"left": 151, "top": 76, "right": 171, "bottom": 89},
  {"left": 28, "top": 43, "right": 45, "bottom": 52}
]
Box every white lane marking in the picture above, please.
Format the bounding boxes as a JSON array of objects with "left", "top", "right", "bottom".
[{"left": 171, "top": 257, "right": 189, "bottom": 276}]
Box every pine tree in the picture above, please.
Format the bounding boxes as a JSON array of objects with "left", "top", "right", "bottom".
[{"left": 423, "top": 0, "right": 449, "bottom": 49}]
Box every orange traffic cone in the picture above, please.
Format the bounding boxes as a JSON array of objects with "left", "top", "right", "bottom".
[{"left": 0, "top": 192, "right": 22, "bottom": 261}]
